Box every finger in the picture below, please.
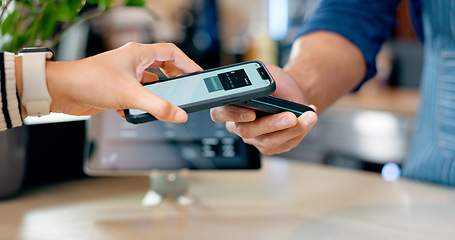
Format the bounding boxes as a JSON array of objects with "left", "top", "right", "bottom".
[
  {"left": 137, "top": 42, "right": 203, "bottom": 75},
  {"left": 159, "top": 60, "right": 187, "bottom": 78},
  {"left": 309, "top": 104, "right": 318, "bottom": 114},
  {"left": 125, "top": 83, "right": 188, "bottom": 123},
  {"left": 141, "top": 71, "right": 159, "bottom": 84},
  {"left": 116, "top": 109, "right": 126, "bottom": 120},
  {"left": 244, "top": 123, "right": 307, "bottom": 150},
  {"left": 262, "top": 62, "right": 281, "bottom": 78},
  {"left": 242, "top": 111, "right": 318, "bottom": 155},
  {"left": 254, "top": 135, "right": 305, "bottom": 155},
  {"left": 210, "top": 105, "right": 256, "bottom": 123},
  {"left": 226, "top": 112, "right": 298, "bottom": 139},
  {"left": 301, "top": 109, "right": 318, "bottom": 127}
]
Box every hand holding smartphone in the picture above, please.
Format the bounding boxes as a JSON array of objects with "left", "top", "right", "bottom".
[{"left": 125, "top": 61, "right": 276, "bottom": 124}]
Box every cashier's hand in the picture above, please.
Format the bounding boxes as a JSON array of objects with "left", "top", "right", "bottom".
[
  {"left": 210, "top": 63, "right": 318, "bottom": 155},
  {"left": 43, "top": 42, "right": 202, "bottom": 122}
]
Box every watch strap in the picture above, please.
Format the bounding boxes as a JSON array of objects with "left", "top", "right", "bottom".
[{"left": 19, "top": 51, "right": 53, "bottom": 116}]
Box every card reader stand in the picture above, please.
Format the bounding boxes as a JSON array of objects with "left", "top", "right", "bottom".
[{"left": 141, "top": 169, "right": 196, "bottom": 207}]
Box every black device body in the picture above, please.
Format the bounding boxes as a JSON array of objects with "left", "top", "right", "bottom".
[{"left": 234, "top": 96, "right": 314, "bottom": 118}]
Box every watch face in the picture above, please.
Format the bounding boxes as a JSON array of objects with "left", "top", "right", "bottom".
[{"left": 18, "top": 47, "right": 55, "bottom": 61}]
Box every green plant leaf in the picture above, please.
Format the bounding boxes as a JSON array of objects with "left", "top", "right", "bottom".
[
  {"left": 56, "top": 2, "right": 75, "bottom": 21},
  {"left": 40, "top": 2, "right": 59, "bottom": 41},
  {"left": 124, "top": 0, "right": 145, "bottom": 7},
  {"left": 86, "top": 0, "right": 99, "bottom": 4},
  {"left": 98, "top": 0, "right": 113, "bottom": 11},
  {"left": 0, "top": 33, "right": 13, "bottom": 51},
  {"left": 22, "top": 22, "right": 37, "bottom": 43},
  {"left": 68, "top": 0, "right": 86, "bottom": 13},
  {"left": 15, "top": 0, "right": 33, "bottom": 7},
  {"left": 17, "top": 30, "right": 34, "bottom": 49},
  {"left": 8, "top": 29, "right": 20, "bottom": 52},
  {"left": 1, "top": 10, "right": 17, "bottom": 36}
]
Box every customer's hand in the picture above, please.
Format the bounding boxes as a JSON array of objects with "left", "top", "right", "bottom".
[
  {"left": 210, "top": 63, "right": 318, "bottom": 155},
  {"left": 17, "top": 42, "right": 202, "bottom": 123}
]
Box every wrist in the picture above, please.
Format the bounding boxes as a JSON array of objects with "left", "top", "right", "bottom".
[
  {"left": 285, "top": 32, "right": 366, "bottom": 112},
  {"left": 45, "top": 60, "right": 62, "bottom": 113},
  {"left": 18, "top": 48, "right": 54, "bottom": 117},
  {"left": 15, "top": 56, "right": 58, "bottom": 119},
  {"left": 284, "top": 59, "right": 315, "bottom": 101}
]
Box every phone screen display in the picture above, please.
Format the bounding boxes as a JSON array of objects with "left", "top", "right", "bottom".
[
  {"left": 204, "top": 69, "right": 251, "bottom": 92},
  {"left": 129, "top": 62, "right": 272, "bottom": 116}
]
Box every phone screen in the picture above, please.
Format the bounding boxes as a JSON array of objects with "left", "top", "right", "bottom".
[{"left": 129, "top": 62, "right": 273, "bottom": 116}]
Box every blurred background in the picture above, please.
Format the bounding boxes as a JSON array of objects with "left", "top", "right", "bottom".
[{"left": 1, "top": 0, "right": 422, "bottom": 197}]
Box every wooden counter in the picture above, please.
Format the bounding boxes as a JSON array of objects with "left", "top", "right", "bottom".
[{"left": 1, "top": 157, "right": 454, "bottom": 240}]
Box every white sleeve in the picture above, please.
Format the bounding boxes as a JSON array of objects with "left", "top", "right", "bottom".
[{"left": 0, "top": 51, "right": 22, "bottom": 131}]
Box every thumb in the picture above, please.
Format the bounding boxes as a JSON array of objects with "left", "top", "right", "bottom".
[{"left": 129, "top": 85, "right": 188, "bottom": 123}]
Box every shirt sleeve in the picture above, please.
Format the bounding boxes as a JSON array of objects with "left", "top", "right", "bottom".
[
  {"left": 1, "top": 51, "right": 22, "bottom": 131},
  {"left": 298, "top": 0, "right": 401, "bottom": 90}
]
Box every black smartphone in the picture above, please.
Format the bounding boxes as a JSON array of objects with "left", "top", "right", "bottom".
[
  {"left": 234, "top": 96, "right": 314, "bottom": 118},
  {"left": 125, "top": 61, "right": 276, "bottom": 124}
]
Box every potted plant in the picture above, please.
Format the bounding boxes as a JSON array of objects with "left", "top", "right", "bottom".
[
  {"left": 1, "top": 0, "right": 146, "bottom": 52},
  {"left": 0, "top": 0, "right": 145, "bottom": 199}
]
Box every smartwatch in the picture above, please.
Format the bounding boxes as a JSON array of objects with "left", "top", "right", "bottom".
[{"left": 18, "top": 47, "right": 55, "bottom": 117}]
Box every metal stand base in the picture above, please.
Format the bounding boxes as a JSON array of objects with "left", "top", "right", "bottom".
[{"left": 141, "top": 169, "right": 196, "bottom": 207}]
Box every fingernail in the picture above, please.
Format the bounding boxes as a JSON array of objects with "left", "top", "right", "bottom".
[
  {"left": 240, "top": 112, "right": 254, "bottom": 122},
  {"left": 281, "top": 114, "right": 295, "bottom": 127},
  {"left": 175, "top": 110, "right": 187, "bottom": 122},
  {"left": 303, "top": 112, "right": 317, "bottom": 126}
]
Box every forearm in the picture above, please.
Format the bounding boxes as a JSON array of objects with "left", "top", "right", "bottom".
[{"left": 284, "top": 31, "right": 366, "bottom": 113}]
